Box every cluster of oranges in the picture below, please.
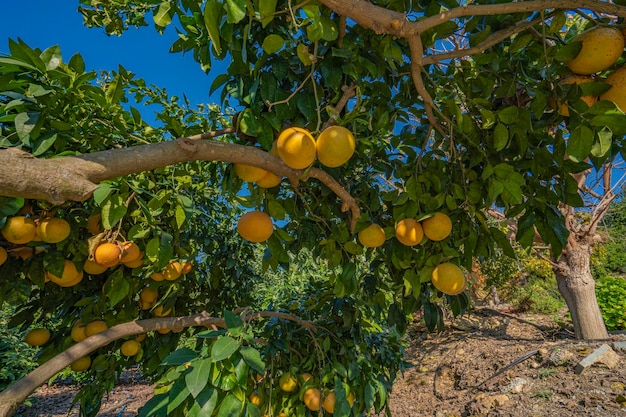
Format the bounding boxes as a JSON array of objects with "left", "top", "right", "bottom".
[
  {"left": 248, "top": 372, "right": 355, "bottom": 415},
  {"left": 560, "top": 26, "right": 626, "bottom": 115},
  {"left": 233, "top": 125, "right": 356, "bottom": 244}
]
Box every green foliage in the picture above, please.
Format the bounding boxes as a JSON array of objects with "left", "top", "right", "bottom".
[
  {"left": 592, "top": 199, "right": 626, "bottom": 278},
  {"left": 595, "top": 276, "right": 626, "bottom": 331},
  {"left": 0, "top": 305, "right": 39, "bottom": 390}
]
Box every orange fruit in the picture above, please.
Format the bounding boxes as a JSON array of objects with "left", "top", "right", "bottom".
[
  {"left": 0, "top": 247, "right": 7, "bottom": 266},
  {"left": 249, "top": 393, "right": 262, "bottom": 406},
  {"left": 234, "top": 163, "right": 268, "bottom": 182},
  {"left": 303, "top": 388, "right": 322, "bottom": 411},
  {"left": 431, "top": 263, "right": 466, "bottom": 295},
  {"left": 278, "top": 373, "right": 298, "bottom": 392},
  {"left": 87, "top": 214, "right": 102, "bottom": 234},
  {"left": 94, "top": 242, "right": 122, "bottom": 267},
  {"left": 237, "top": 211, "right": 273, "bottom": 242},
  {"left": 150, "top": 272, "right": 165, "bottom": 282},
  {"left": 1, "top": 216, "right": 37, "bottom": 244},
  {"left": 358, "top": 224, "right": 386, "bottom": 248},
  {"left": 395, "top": 218, "right": 424, "bottom": 246},
  {"left": 140, "top": 287, "right": 158, "bottom": 304},
  {"left": 316, "top": 125, "right": 356, "bottom": 167},
  {"left": 300, "top": 372, "right": 313, "bottom": 383},
  {"left": 120, "top": 241, "right": 141, "bottom": 263},
  {"left": 120, "top": 339, "right": 141, "bottom": 356},
  {"left": 71, "top": 325, "right": 87, "bottom": 342},
  {"left": 566, "top": 26, "right": 624, "bottom": 75},
  {"left": 84, "top": 320, "right": 108, "bottom": 337},
  {"left": 276, "top": 127, "right": 317, "bottom": 169},
  {"left": 323, "top": 391, "right": 355, "bottom": 413},
  {"left": 181, "top": 262, "right": 192, "bottom": 274},
  {"left": 123, "top": 252, "right": 144, "bottom": 268},
  {"left": 157, "top": 327, "right": 171, "bottom": 334},
  {"left": 46, "top": 260, "right": 84, "bottom": 287},
  {"left": 135, "top": 333, "right": 147, "bottom": 342},
  {"left": 163, "top": 261, "right": 183, "bottom": 281},
  {"left": 600, "top": 66, "right": 626, "bottom": 112},
  {"left": 25, "top": 328, "right": 51, "bottom": 346},
  {"left": 153, "top": 305, "right": 172, "bottom": 317},
  {"left": 138, "top": 299, "right": 155, "bottom": 310},
  {"left": 36, "top": 217, "right": 71, "bottom": 243},
  {"left": 71, "top": 356, "right": 91, "bottom": 372},
  {"left": 421, "top": 212, "right": 453, "bottom": 241},
  {"left": 83, "top": 259, "right": 108, "bottom": 275},
  {"left": 558, "top": 76, "right": 598, "bottom": 116},
  {"left": 256, "top": 171, "right": 282, "bottom": 188}
]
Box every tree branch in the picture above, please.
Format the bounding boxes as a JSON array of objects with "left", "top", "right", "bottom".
[
  {"left": 0, "top": 311, "right": 316, "bottom": 417},
  {"left": 0, "top": 135, "right": 360, "bottom": 232}
]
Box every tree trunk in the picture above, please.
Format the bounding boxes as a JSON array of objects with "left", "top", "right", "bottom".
[{"left": 553, "top": 239, "right": 608, "bottom": 340}]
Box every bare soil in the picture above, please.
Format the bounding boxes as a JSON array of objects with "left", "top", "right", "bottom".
[{"left": 13, "top": 308, "right": 626, "bottom": 417}]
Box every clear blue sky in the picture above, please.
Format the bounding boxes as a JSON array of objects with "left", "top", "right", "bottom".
[{"left": 0, "top": 1, "right": 223, "bottom": 109}]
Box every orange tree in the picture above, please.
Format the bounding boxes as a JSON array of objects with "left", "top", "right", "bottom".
[{"left": 3, "top": 0, "right": 626, "bottom": 416}]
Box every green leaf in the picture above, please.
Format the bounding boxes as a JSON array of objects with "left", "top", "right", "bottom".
[
  {"left": 204, "top": 1, "right": 223, "bottom": 54},
  {"left": 567, "top": 125, "right": 594, "bottom": 162},
  {"left": 259, "top": 0, "right": 278, "bottom": 27},
  {"left": 101, "top": 194, "right": 127, "bottom": 229},
  {"left": 261, "top": 34, "right": 284, "bottom": 54},
  {"left": 554, "top": 41, "right": 582, "bottom": 62},
  {"left": 162, "top": 348, "right": 198, "bottom": 365},
  {"left": 175, "top": 203, "right": 186, "bottom": 228},
  {"left": 15, "top": 112, "right": 39, "bottom": 142},
  {"left": 224, "top": 310, "right": 244, "bottom": 334},
  {"left": 225, "top": 0, "right": 246, "bottom": 23},
  {"left": 32, "top": 133, "right": 57, "bottom": 156},
  {"left": 154, "top": 1, "right": 173, "bottom": 27},
  {"left": 103, "top": 268, "right": 129, "bottom": 307},
  {"left": 591, "top": 128, "right": 612, "bottom": 158},
  {"left": 240, "top": 347, "right": 265, "bottom": 374},
  {"left": 40, "top": 45, "right": 62, "bottom": 71},
  {"left": 68, "top": 53, "right": 85, "bottom": 73},
  {"left": 211, "top": 336, "right": 241, "bottom": 362},
  {"left": 216, "top": 393, "right": 243, "bottom": 417},
  {"left": 93, "top": 184, "right": 115, "bottom": 206},
  {"left": 188, "top": 387, "right": 219, "bottom": 417},
  {"left": 493, "top": 123, "right": 509, "bottom": 151},
  {"left": 498, "top": 106, "right": 518, "bottom": 124},
  {"left": 138, "top": 393, "right": 168, "bottom": 417},
  {"left": 591, "top": 114, "right": 626, "bottom": 136},
  {"left": 167, "top": 377, "right": 191, "bottom": 414},
  {"left": 186, "top": 358, "right": 212, "bottom": 398}
]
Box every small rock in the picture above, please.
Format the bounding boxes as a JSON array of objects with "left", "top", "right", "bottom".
[
  {"left": 548, "top": 348, "right": 576, "bottom": 366},
  {"left": 475, "top": 393, "right": 510, "bottom": 408},
  {"left": 501, "top": 377, "right": 527, "bottom": 394},
  {"left": 575, "top": 344, "right": 620, "bottom": 374}
]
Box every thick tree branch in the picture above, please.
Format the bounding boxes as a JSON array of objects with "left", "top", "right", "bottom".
[
  {"left": 0, "top": 311, "right": 315, "bottom": 417},
  {"left": 0, "top": 136, "right": 360, "bottom": 232}
]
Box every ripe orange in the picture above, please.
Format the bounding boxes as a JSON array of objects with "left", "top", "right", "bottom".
[
  {"left": 46, "top": 260, "right": 84, "bottom": 287},
  {"left": 600, "top": 66, "right": 626, "bottom": 112},
  {"left": 140, "top": 287, "right": 158, "bottom": 304},
  {"left": 558, "top": 76, "right": 598, "bottom": 116},
  {"left": 323, "top": 390, "right": 355, "bottom": 413},
  {"left": 431, "top": 263, "right": 466, "bottom": 295},
  {"left": 36, "top": 217, "right": 71, "bottom": 243},
  {"left": 358, "top": 224, "right": 386, "bottom": 248},
  {"left": 276, "top": 127, "right": 317, "bottom": 169},
  {"left": 256, "top": 171, "right": 282, "bottom": 188},
  {"left": 1, "top": 216, "right": 37, "bottom": 244},
  {"left": 87, "top": 214, "right": 102, "bottom": 234},
  {"left": 278, "top": 373, "right": 298, "bottom": 392},
  {"left": 71, "top": 356, "right": 91, "bottom": 372},
  {"left": 300, "top": 372, "right": 313, "bottom": 383},
  {"left": 25, "top": 328, "right": 51, "bottom": 346},
  {"left": 153, "top": 305, "right": 172, "bottom": 317},
  {"left": 71, "top": 325, "right": 87, "bottom": 342},
  {"left": 237, "top": 211, "right": 273, "bottom": 242},
  {"left": 421, "top": 212, "right": 453, "bottom": 241},
  {"left": 181, "top": 262, "right": 192, "bottom": 274},
  {"left": 0, "top": 247, "right": 7, "bottom": 266},
  {"left": 150, "top": 272, "right": 165, "bottom": 282},
  {"left": 83, "top": 259, "right": 108, "bottom": 275},
  {"left": 120, "top": 339, "right": 141, "bottom": 356},
  {"left": 138, "top": 298, "right": 155, "bottom": 310},
  {"left": 234, "top": 163, "right": 268, "bottom": 182},
  {"left": 163, "top": 261, "right": 183, "bottom": 281},
  {"left": 395, "top": 218, "right": 424, "bottom": 246},
  {"left": 123, "top": 252, "right": 145, "bottom": 268},
  {"left": 566, "top": 26, "right": 624, "bottom": 75},
  {"left": 84, "top": 320, "right": 108, "bottom": 337},
  {"left": 94, "top": 242, "right": 122, "bottom": 267},
  {"left": 249, "top": 393, "right": 262, "bottom": 406},
  {"left": 303, "top": 388, "right": 322, "bottom": 411},
  {"left": 157, "top": 327, "right": 171, "bottom": 334},
  {"left": 135, "top": 333, "right": 147, "bottom": 342},
  {"left": 316, "top": 125, "right": 356, "bottom": 167},
  {"left": 120, "top": 241, "right": 141, "bottom": 263}
]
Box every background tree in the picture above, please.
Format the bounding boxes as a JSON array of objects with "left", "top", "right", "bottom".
[{"left": 2, "top": 0, "right": 626, "bottom": 416}]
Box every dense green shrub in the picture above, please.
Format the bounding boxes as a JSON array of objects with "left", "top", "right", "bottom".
[
  {"left": 596, "top": 276, "right": 626, "bottom": 331},
  {"left": 0, "top": 306, "right": 39, "bottom": 390}
]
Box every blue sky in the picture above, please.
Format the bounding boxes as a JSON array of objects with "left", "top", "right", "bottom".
[{"left": 0, "top": 1, "right": 223, "bottom": 109}]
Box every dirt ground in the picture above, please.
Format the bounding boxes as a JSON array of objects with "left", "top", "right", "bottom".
[{"left": 13, "top": 307, "right": 626, "bottom": 417}]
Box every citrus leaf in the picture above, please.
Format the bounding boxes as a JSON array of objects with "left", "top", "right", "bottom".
[
  {"left": 153, "top": 1, "right": 173, "bottom": 27},
  {"left": 262, "top": 34, "right": 284, "bottom": 54},
  {"left": 259, "top": 0, "right": 278, "bottom": 27},
  {"left": 225, "top": 0, "right": 246, "bottom": 23},
  {"left": 211, "top": 336, "right": 240, "bottom": 362},
  {"left": 162, "top": 348, "right": 198, "bottom": 365},
  {"left": 216, "top": 393, "right": 243, "bottom": 417},
  {"left": 240, "top": 347, "right": 265, "bottom": 374},
  {"left": 204, "top": 1, "right": 223, "bottom": 54},
  {"left": 186, "top": 358, "right": 212, "bottom": 398}
]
